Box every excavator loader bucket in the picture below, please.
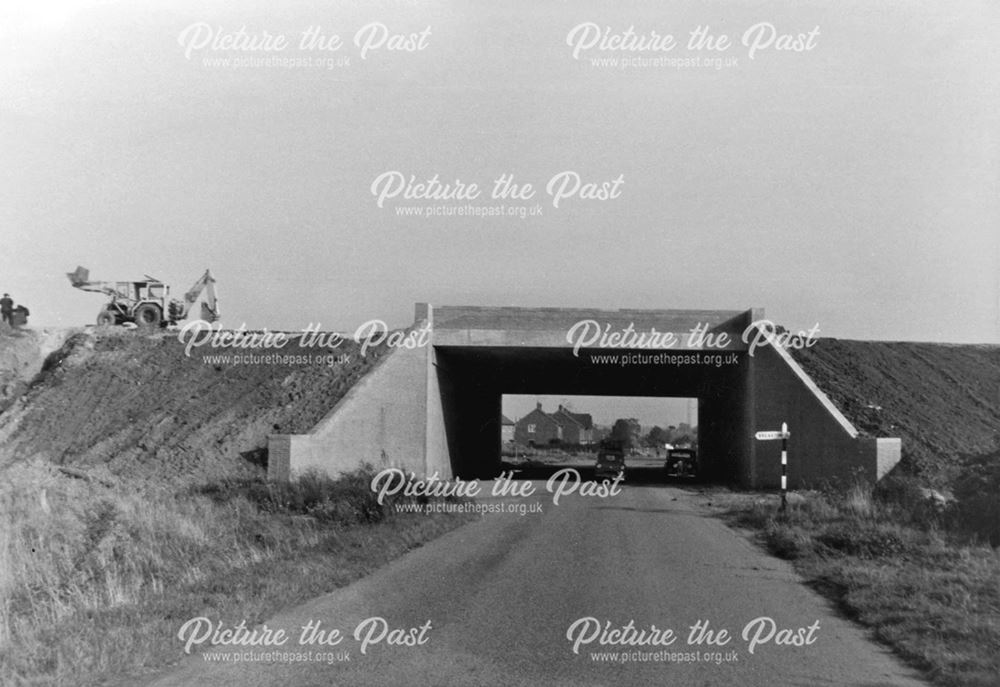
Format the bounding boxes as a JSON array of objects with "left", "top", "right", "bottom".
[
  {"left": 200, "top": 302, "right": 219, "bottom": 323},
  {"left": 67, "top": 266, "right": 90, "bottom": 287}
]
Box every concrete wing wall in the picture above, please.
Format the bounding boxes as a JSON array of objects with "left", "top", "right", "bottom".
[
  {"left": 750, "top": 338, "right": 901, "bottom": 487},
  {"left": 268, "top": 340, "right": 434, "bottom": 480}
]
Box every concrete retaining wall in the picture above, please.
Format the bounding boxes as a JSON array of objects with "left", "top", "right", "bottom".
[
  {"left": 749, "top": 337, "right": 900, "bottom": 487},
  {"left": 267, "top": 318, "right": 445, "bottom": 480}
]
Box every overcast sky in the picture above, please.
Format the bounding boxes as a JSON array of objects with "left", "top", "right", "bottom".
[{"left": 2, "top": 0, "right": 998, "bottom": 343}]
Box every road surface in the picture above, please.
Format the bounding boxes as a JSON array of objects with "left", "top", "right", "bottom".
[{"left": 146, "top": 481, "right": 928, "bottom": 687}]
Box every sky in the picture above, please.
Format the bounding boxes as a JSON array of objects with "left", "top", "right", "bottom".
[{"left": 1, "top": 0, "right": 998, "bottom": 344}]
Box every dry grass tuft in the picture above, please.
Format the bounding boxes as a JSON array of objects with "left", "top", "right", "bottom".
[
  {"left": 0, "top": 461, "right": 471, "bottom": 686},
  {"left": 721, "top": 480, "right": 1000, "bottom": 687}
]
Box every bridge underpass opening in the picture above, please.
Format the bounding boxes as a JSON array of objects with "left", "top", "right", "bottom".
[
  {"left": 433, "top": 346, "right": 748, "bottom": 482},
  {"left": 499, "top": 394, "right": 699, "bottom": 483}
]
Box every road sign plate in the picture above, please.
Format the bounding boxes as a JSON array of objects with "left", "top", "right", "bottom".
[{"left": 755, "top": 431, "right": 790, "bottom": 440}]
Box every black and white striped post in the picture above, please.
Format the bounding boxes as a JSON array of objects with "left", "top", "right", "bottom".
[
  {"left": 780, "top": 422, "right": 788, "bottom": 512},
  {"left": 755, "top": 423, "right": 791, "bottom": 512}
]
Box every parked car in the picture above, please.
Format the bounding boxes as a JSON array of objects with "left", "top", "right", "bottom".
[
  {"left": 665, "top": 448, "right": 697, "bottom": 478},
  {"left": 595, "top": 440, "right": 626, "bottom": 481}
]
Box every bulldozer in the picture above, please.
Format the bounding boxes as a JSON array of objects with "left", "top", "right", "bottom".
[{"left": 67, "top": 266, "right": 219, "bottom": 328}]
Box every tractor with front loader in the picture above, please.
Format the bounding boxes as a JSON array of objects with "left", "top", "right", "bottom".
[{"left": 67, "top": 266, "right": 219, "bottom": 328}]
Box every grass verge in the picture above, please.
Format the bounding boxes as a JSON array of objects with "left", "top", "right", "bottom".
[
  {"left": 710, "top": 482, "right": 1000, "bottom": 687},
  {"left": 0, "top": 462, "right": 474, "bottom": 686}
]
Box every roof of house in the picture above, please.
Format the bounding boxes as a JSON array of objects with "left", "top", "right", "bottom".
[
  {"left": 515, "top": 406, "right": 560, "bottom": 427},
  {"left": 512, "top": 404, "right": 597, "bottom": 435},
  {"left": 552, "top": 405, "right": 593, "bottom": 430}
]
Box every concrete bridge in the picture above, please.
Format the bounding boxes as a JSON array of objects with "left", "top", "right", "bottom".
[{"left": 268, "top": 304, "right": 901, "bottom": 487}]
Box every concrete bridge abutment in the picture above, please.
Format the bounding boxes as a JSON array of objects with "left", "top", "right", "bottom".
[{"left": 269, "top": 304, "right": 900, "bottom": 488}]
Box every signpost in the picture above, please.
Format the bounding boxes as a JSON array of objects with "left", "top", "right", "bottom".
[{"left": 755, "top": 423, "right": 790, "bottom": 511}]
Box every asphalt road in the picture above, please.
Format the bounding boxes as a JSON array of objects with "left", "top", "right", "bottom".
[{"left": 146, "top": 481, "right": 928, "bottom": 687}]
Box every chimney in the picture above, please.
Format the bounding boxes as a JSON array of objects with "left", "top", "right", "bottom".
[
  {"left": 558, "top": 404, "right": 564, "bottom": 412},
  {"left": 536, "top": 402, "right": 542, "bottom": 411}
]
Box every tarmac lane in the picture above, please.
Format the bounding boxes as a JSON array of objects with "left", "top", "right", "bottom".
[{"left": 144, "top": 483, "right": 929, "bottom": 687}]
